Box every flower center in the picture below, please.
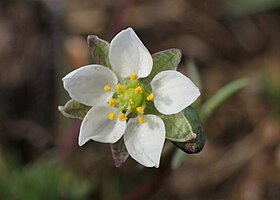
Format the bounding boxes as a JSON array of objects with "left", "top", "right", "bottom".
[{"left": 104, "top": 73, "right": 154, "bottom": 124}]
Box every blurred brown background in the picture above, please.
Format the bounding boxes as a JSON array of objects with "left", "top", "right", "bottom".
[{"left": 0, "top": 0, "right": 280, "bottom": 199}]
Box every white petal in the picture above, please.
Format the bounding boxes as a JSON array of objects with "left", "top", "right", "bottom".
[
  {"left": 123, "top": 115, "right": 165, "bottom": 168},
  {"left": 109, "top": 27, "right": 153, "bottom": 78},
  {"left": 63, "top": 65, "right": 118, "bottom": 106},
  {"left": 79, "top": 105, "right": 126, "bottom": 145},
  {"left": 151, "top": 70, "right": 200, "bottom": 115}
]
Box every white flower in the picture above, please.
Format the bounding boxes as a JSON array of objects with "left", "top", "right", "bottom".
[{"left": 62, "top": 28, "right": 200, "bottom": 168}]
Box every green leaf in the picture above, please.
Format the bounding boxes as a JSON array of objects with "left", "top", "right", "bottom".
[
  {"left": 110, "top": 138, "right": 129, "bottom": 167},
  {"left": 186, "top": 60, "right": 202, "bottom": 109},
  {"left": 186, "top": 60, "right": 202, "bottom": 92},
  {"left": 223, "top": 0, "right": 280, "bottom": 17},
  {"left": 87, "top": 35, "right": 111, "bottom": 68},
  {"left": 173, "top": 107, "right": 205, "bottom": 154},
  {"left": 161, "top": 110, "right": 197, "bottom": 142},
  {"left": 200, "top": 78, "right": 248, "bottom": 122},
  {"left": 58, "top": 99, "right": 91, "bottom": 119},
  {"left": 142, "top": 48, "right": 182, "bottom": 84}
]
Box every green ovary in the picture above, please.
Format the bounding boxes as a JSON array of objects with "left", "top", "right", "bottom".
[
  {"left": 116, "top": 80, "right": 146, "bottom": 111},
  {"left": 124, "top": 88, "right": 142, "bottom": 109}
]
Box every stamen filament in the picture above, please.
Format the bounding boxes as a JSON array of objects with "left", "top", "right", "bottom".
[{"left": 118, "top": 94, "right": 125, "bottom": 99}]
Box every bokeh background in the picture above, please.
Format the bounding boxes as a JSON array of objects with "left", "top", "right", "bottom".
[{"left": 1, "top": 0, "right": 280, "bottom": 199}]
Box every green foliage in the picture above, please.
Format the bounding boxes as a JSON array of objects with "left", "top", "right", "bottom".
[
  {"left": 172, "top": 107, "right": 205, "bottom": 154},
  {"left": 58, "top": 99, "right": 91, "bottom": 119},
  {"left": 262, "top": 75, "right": 280, "bottom": 120},
  {"left": 161, "top": 109, "right": 197, "bottom": 142},
  {"left": 87, "top": 35, "right": 111, "bottom": 68},
  {"left": 0, "top": 155, "right": 91, "bottom": 200},
  {"left": 142, "top": 48, "right": 182, "bottom": 84},
  {"left": 223, "top": 0, "right": 280, "bottom": 16}
]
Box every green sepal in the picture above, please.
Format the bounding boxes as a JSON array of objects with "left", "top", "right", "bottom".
[
  {"left": 110, "top": 138, "right": 129, "bottom": 167},
  {"left": 58, "top": 99, "right": 91, "bottom": 120},
  {"left": 173, "top": 107, "right": 205, "bottom": 154},
  {"left": 142, "top": 48, "right": 182, "bottom": 84},
  {"left": 87, "top": 35, "right": 111, "bottom": 68},
  {"left": 161, "top": 109, "right": 197, "bottom": 142}
]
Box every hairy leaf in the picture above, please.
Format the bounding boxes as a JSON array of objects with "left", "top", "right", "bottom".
[
  {"left": 87, "top": 35, "right": 111, "bottom": 68},
  {"left": 58, "top": 99, "right": 91, "bottom": 119},
  {"left": 173, "top": 107, "right": 205, "bottom": 154},
  {"left": 142, "top": 48, "right": 182, "bottom": 84},
  {"left": 161, "top": 111, "right": 197, "bottom": 142}
]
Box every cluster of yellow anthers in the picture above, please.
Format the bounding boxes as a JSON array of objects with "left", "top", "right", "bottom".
[{"left": 104, "top": 73, "right": 154, "bottom": 124}]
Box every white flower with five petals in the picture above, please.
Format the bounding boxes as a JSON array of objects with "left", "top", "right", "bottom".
[{"left": 62, "top": 28, "right": 200, "bottom": 168}]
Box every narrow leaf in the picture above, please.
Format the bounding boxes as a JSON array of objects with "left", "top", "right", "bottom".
[
  {"left": 58, "top": 99, "right": 91, "bottom": 119},
  {"left": 173, "top": 107, "right": 205, "bottom": 154},
  {"left": 201, "top": 78, "right": 248, "bottom": 121},
  {"left": 142, "top": 48, "right": 182, "bottom": 84},
  {"left": 87, "top": 35, "right": 111, "bottom": 68},
  {"left": 161, "top": 111, "right": 197, "bottom": 142},
  {"left": 110, "top": 138, "right": 129, "bottom": 167},
  {"left": 186, "top": 60, "right": 202, "bottom": 108},
  {"left": 223, "top": 0, "right": 280, "bottom": 17},
  {"left": 186, "top": 60, "right": 202, "bottom": 92}
]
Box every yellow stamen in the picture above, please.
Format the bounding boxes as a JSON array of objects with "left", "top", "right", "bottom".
[
  {"left": 138, "top": 117, "right": 146, "bottom": 124},
  {"left": 108, "top": 112, "right": 116, "bottom": 120},
  {"left": 147, "top": 93, "right": 154, "bottom": 101},
  {"left": 108, "top": 98, "right": 117, "bottom": 107},
  {"left": 118, "top": 94, "right": 125, "bottom": 99},
  {"left": 130, "top": 73, "right": 138, "bottom": 80},
  {"left": 129, "top": 99, "right": 134, "bottom": 105},
  {"left": 135, "top": 86, "right": 142, "bottom": 94},
  {"left": 104, "top": 85, "right": 111, "bottom": 92},
  {"left": 119, "top": 113, "right": 127, "bottom": 121},
  {"left": 136, "top": 106, "right": 144, "bottom": 114},
  {"left": 116, "top": 83, "right": 124, "bottom": 91}
]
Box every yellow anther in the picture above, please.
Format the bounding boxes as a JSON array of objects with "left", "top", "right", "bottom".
[
  {"left": 108, "top": 112, "right": 116, "bottom": 120},
  {"left": 138, "top": 117, "right": 146, "bottom": 124},
  {"left": 135, "top": 86, "right": 142, "bottom": 94},
  {"left": 147, "top": 93, "right": 154, "bottom": 101},
  {"left": 108, "top": 98, "right": 117, "bottom": 107},
  {"left": 136, "top": 106, "right": 144, "bottom": 114},
  {"left": 130, "top": 73, "right": 138, "bottom": 80},
  {"left": 104, "top": 85, "right": 111, "bottom": 92},
  {"left": 116, "top": 83, "right": 124, "bottom": 91},
  {"left": 119, "top": 113, "right": 127, "bottom": 121}
]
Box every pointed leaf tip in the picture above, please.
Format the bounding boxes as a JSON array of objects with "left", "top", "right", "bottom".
[
  {"left": 59, "top": 99, "right": 91, "bottom": 119},
  {"left": 87, "top": 35, "right": 111, "bottom": 68},
  {"left": 142, "top": 48, "right": 182, "bottom": 84},
  {"left": 172, "top": 107, "right": 205, "bottom": 154}
]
